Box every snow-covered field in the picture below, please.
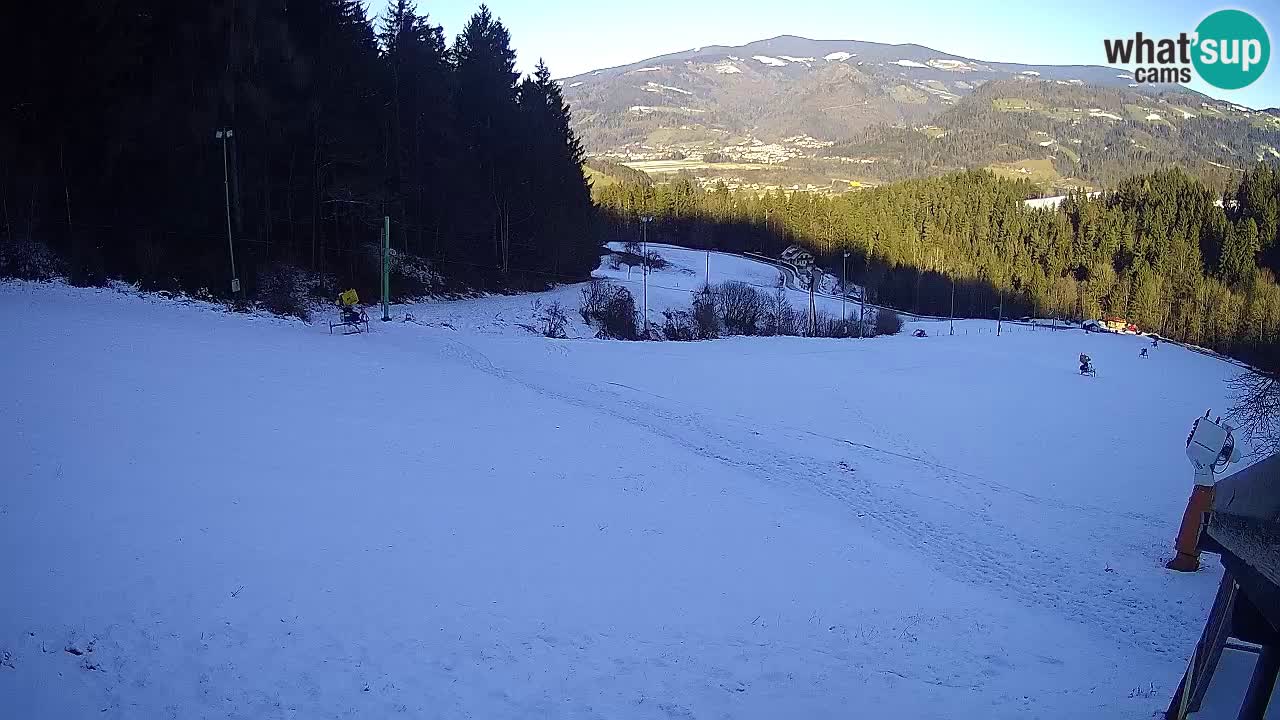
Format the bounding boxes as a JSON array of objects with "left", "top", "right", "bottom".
[
  {"left": 596, "top": 242, "right": 871, "bottom": 328},
  {"left": 0, "top": 245, "right": 1248, "bottom": 718}
]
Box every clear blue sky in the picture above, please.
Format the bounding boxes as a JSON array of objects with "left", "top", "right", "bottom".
[{"left": 366, "top": 0, "right": 1278, "bottom": 108}]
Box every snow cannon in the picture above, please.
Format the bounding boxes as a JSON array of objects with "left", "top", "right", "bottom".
[
  {"left": 1186, "top": 413, "right": 1240, "bottom": 482},
  {"left": 1167, "top": 412, "right": 1240, "bottom": 572}
]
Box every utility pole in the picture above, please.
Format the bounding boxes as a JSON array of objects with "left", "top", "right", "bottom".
[
  {"left": 997, "top": 287, "right": 1003, "bottom": 336},
  {"left": 842, "top": 251, "right": 849, "bottom": 333},
  {"left": 1, "top": 177, "right": 10, "bottom": 242},
  {"left": 859, "top": 263, "right": 867, "bottom": 337},
  {"left": 950, "top": 276, "right": 955, "bottom": 336},
  {"left": 705, "top": 248, "right": 710, "bottom": 287},
  {"left": 640, "top": 215, "right": 653, "bottom": 336},
  {"left": 381, "top": 216, "right": 391, "bottom": 321},
  {"left": 808, "top": 267, "right": 818, "bottom": 336},
  {"left": 215, "top": 128, "right": 240, "bottom": 297},
  {"left": 762, "top": 208, "right": 769, "bottom": 254}
]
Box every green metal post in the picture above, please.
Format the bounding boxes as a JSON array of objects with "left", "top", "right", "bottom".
[{"left": 381, "top": 216, "right": 390, "bottom": 321}]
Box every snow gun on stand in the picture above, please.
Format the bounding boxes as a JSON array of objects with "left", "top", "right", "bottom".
[{"left": 1166, "top": 411, "right": 1240, "bottom": 572}]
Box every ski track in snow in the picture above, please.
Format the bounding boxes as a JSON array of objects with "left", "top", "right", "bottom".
[{"left": 419, "top": 332, "right": 1208, "bottom": 660}]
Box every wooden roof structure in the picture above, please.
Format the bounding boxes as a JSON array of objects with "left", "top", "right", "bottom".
[
  {"left": 1202, "top": 452, "right": 1280, "bottom": 627},
  {"left": 1167, "top": 453, "right": 1280, "bottom": 719}
]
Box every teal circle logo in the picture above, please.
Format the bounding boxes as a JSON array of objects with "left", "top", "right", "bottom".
[{"left": 1193, "top": 9, "right": 1269, "bottom": 90}]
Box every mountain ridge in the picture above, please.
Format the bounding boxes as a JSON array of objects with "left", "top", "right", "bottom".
[
  {"left": 562, "top": 35, "right": 1278, "bottom": 194},
  {"left": 562, "top": 34, "right": 1195, "bottom": 97}
]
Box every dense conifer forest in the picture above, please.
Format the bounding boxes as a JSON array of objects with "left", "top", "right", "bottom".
[
  {"left": 595, "top": 166, "right": 1280, "bottom": 367},
  {"left": 0, "top": 1, "right": 598, "bottom": 299}
]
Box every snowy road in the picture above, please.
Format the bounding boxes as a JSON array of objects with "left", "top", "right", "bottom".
[{"left": 0, "top": 269, "right": 1242, "bottom": 718}]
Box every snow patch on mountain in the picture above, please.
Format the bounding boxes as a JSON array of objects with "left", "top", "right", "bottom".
[
  {"left": 1020, "top": 70, "right": 1041, "bottom": 76},
  {"left": 927, "top": 59, "right": 978, "bottom": 72},
  {"left": 916, "top": 83, "right": 958, "bottom": 100},
  {"left": 632, "top": 66, "right": 662, "bottom": 73},
  {"left": 713, "top": 60, "right": 742, "bottom": 74},
  {"left": 779, "top": 55, "right": 815, "bottom": 64},
  {"left": 890, "top": 59, "right": 928, "bottom": 68},
  {"left": 823, "top": 51, "right": 854, "bottom": 61},
  {"left": 629, "top": 105, "right": 706, "bottom": 115},
  {"left": 752, "top": 55, "right": 788, "bottom": 67},
  {"left": 644, "top": 82, "right": 693, "bottom": 96}
]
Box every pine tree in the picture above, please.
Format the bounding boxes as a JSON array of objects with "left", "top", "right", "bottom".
[
  {"left": 517, "top": 60, "right": 595, "bottom": 281},
  {"left": 1221, "top": 218, "right": 1262, "bottom": 288},
  {"left": 379, "top": 0, "right": 452, "bottom": 257},
  {"left": 451, "top": 5, "right": 521, "bottom": 277}
]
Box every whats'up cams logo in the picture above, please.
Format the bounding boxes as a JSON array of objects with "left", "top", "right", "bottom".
[{"left": 1104, "top": 9, "right": 1269, "bottom": 89}]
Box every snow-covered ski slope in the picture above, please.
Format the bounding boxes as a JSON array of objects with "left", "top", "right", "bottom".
[{"left": 0, "top": 245, "right": 1248, "bottom": 718}]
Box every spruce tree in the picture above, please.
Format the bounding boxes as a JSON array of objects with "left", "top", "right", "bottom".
[
  {"left": 451, "top": 5, "right": 521, "bottom": 277},
  {"left": 517, "top": 60, "right": 594, "bottom": 280},
  {"left": 379, "top": 0, "right": 452, "bottom": 257}
]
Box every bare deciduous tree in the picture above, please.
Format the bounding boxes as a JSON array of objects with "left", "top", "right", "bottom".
[
  {"left": 1227, "top": 370, "right": 1280, "bottom": 458},
  {"left": 715, "top": 281, "right": 764, "bottom": 336},
  {"left": 531, "top": 299, "right": 568, "bottom": 339}
]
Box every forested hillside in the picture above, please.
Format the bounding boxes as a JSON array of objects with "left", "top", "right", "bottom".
[
  {"left": 594, "top": 166, "right": 1280, "bottom": 366},
  {"left": 560, "top": 35, "right": 1280, "bottom": 194},
  {"left": 562, "top": 35, "right": 1173, "bottom": 153},
  {"left": 0, "top": 1, "right": 598, "bottom": 300},
  {"left": 827, "top": 80, "right": 1280, "bottom": 190}
]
